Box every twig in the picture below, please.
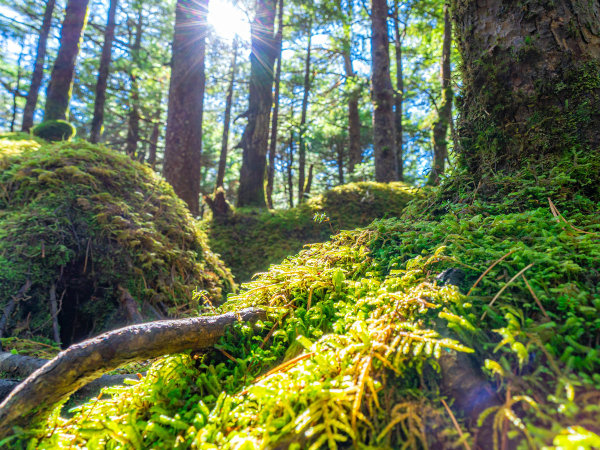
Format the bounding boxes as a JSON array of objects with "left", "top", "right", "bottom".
[
  {"left": 521, "top": 275, "right": 550, "bottom": 320},
  {"left": 481, "top": 264, "right": 534, "bottom": 320},
  {"left": 467, "top": 250, "right": 516, "bottom": 296},
  {"left": 548, "top": 198, "right": 593, "bottom": 234},
  {"left": 441, "top": 397, "right": 472, "bottom": 450}
]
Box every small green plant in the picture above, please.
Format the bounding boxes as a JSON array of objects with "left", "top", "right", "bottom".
[{"left": 31, "top": 120, "right": 76, "bottom": 142}]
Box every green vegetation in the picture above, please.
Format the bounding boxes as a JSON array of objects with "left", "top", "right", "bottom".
[
  {"left": 0, "top": 133, "right": 233, "bottom": 345},
  {"left": 206, "top": 182, "right": 417, "bottom": 282},
  {"left": 9, "top": 148, "right": 599, "bottom": 449},
  {"left": 31, "top": 120, "right": 76, "bottom": 142}
]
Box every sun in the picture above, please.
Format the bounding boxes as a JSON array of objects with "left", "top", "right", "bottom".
[{"left": 207, "top": 0, "right": 250, "bottom": 42}]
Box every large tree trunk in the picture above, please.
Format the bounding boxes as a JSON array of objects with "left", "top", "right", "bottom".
[
  {"left": 428, "top": 2, "right": 453, "bottom": 186},
  {"left": 371, "top": 0, "right": 397, "bottom": 182},
  {"left": 125, "top": 7, "right": 143, "bottom": 159},
  {"left": 21, "top": 0, "right": 56, "bottom": 132},
  {"left": 216, "top": 37, "right": 239, "bottom": 190},
  {"left": 392, "top": 0, "right": 404, "bottom": 181},
  {"left": 266, "top": 0, "right": 284, "bottom": 209},
  {"left": 298, "top": 26, "right": 312, "bottom": 204},
  {"left": 43, "top": 0, "right": 90, "bottom": 121},
  {"left": 453, "top": 0, "right": 600, "bottom": 178},
  {"left": 163, "top": 0, "right": 209, "bottom": 215},
  {"left": 89, "top": 0, "right": 118, "bottom": 143},
  {"left": 237, "top": 0, "right": 277, "bottom": 207}
]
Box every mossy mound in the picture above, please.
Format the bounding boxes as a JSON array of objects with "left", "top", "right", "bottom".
[
  {"left": 0, "top": 133, "right": 233, "bottom": 346},
  {"left": 206, "top": 181, "right": 417, "bottom": 282},
  {"left": 31, "top": 120, "right": 76, "bottom": 142}
]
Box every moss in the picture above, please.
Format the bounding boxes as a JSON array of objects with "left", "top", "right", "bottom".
[
  {"left": 31, "top": 120, "right": 76, "bottom": 142},
  {"left": 205, "top": 181, "right": 417, "bottom": 282},
  {"left": 0, "top": 133, "right": 233, "bottom": 345}
]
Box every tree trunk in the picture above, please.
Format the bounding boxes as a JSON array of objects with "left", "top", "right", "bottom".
[
  {"left": 237, "top": 0, "right": 277, "bottom": 207},
  {"left": 216, "top": 37, "right": 239, "bottom": 190},
  {"left": 337, "top": 140, "right": 345, "bottom": 184},
  {"left": 163, "top": 0, "right": 209, "bottom": 216},
  {"left": 21, "top": 0, "right": 56, "bottom": 132},
  {"left": 298, "top": 25, "right": 312, "bottom": 204},
  {"left": 392, "top": 0, "right": 404, "bottom": 181},
  {"left": 125, "top": 7, "right": 143, "bottom": 158},
  {"left": 267, "top": 0, "right": 284, "bottom": 209},
  {"left": 287, "top": 130, "right": 294, "bottom": 208},
  {"left": 371, "top": 0, "right": 397, "bottom": 182},
  {"left": 89, "top": 0, "right": 118, "bottom": 143},
  {"left": 43, "top": 0, "right": 90, "bottom": 121},
  {"left": 148, "top": 101, "right": 161, "bottom": 169},
  {"left": 428, "top": 2, "right": 453, "bottom": 186},
  {"left": 343, "top": 47, "right": 362, "bottom": 175},
  {"left": 453, "top": 0, "right": 600, "bottom": 178},
  {"left": 10, "top": 41, "right": 25, "bottom": 132}
]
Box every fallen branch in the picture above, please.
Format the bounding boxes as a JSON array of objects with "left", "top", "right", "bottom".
[{"left": 0, "top": 307, "right": 266, "bottom": 438}]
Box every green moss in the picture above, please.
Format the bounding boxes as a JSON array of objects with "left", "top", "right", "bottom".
[
  {"left": 31, "top": 120, "right": 76, "bottom": 142},
  {"left": 205, "top": 181, "right": 417, "bottom": 282},
  {"left": 0, "top": 133, "right": 233, "bottom": 344}
]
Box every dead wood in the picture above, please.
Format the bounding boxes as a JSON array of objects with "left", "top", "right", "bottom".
[{"left": 0, "top": 307, "right": 266, "bottom": 438}]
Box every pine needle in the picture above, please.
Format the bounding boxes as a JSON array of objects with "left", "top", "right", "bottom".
[
  {"left": 441, "top": 398, "right": 472, "bottom": 450},
  {"left": 481, "top": 264, "right": 534, "bottom": 320},
  {"left": 467, "top": 249, "right": 516, "bottom": 296}
]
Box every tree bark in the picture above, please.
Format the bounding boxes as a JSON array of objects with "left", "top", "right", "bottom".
[
  {"left": 0, "top": 308, "right": 266, "bottom": 437},
  {"left": 237, "top": 0, "right": 277, "bottom": 207},
  {"left": 392, "top": 0, "right": 404, "bottom": 181},
  {"left": 453, "top": 0, "right": 600, "bottom": 177},
  {"left": 267, "top": 0, "right": 284, "bottom": 208},
  {"left": 371, "top": 0, "right": 397, "bottom": 182},
  {"left": 125, "top": 7, "right": 143, "bottom": 159},
  {"left": 163, "top": 0, "right": 209, "bottom": 216},
  {"left": 216, "top": 37, "right": 239, "bottom": 190},
  {"left": 21, "top": 0, "right": 56, "bottom": 132},
  {"left": 298, "top": 25, "right": 312, "bottom": 204},
  {"left": 336, "top": 139, "right": 345, "bottom": 184},
  {"left": 287, "top": 130, "right": 294, "bottom": 208},
  {"left": 10, "top": 41, "right": 25, "bottom": 132},
  {"left": 428, "top": 3, "right": 453, "bottom": 186},
  {"left": 147, "top": 101, "right": 161, "bottom": 169},
  {"left": 89, "top": 0, "right": 118, "bottom": 143},
  {"left": 43, "top": 0, "right": 91, "bottom": 121}
]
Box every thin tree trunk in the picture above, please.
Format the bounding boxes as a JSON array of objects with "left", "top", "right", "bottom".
[
  {"left": 298, "top": 25, "right": 312, "bottom": 204},
  {"left": 148, "top": 101, "right": 161, "bottom": 169},
  {"left": 287, "top": 130, "right": 294, "bottom": 208},
  {"left": 125, "top": 7, "right": 143, "bottom": 158},
  {"left": 10, "top": 41, "right": 25, "bottom": 132},
  {"left": 337, "top": 140, "right": 345, "bottom": 184},
  {"left": 266, "top": 0, "right": 284, "bottom": 208},
  {"left": 428, "top": 2, "right": 452, "bottom": 186},
  {"left": 303, "top": 163, "right": 314, "bottom": 197},
  {"left": 21, "top": 0, "right": 56, "bottom": 132},
  {"left": 237, "top": 0, "right": 277, "bottom": 207},
  {"left": 89, "top": 0, "right": 118, "bottom": 143},
  {"left": 216, "top": 37, "right": 239, "bottom": 190},
  {"left": 371, "top": 0, "right": 396, "bottom": 182},
  {"left": 392, "top": 0, "right": 404, "bottom": 181},
  {"left": 163, "top": 0, "right": 209, "bottom": 215},
  {"left": 44, "top": 0, "right": 91, "bottom": 121}
]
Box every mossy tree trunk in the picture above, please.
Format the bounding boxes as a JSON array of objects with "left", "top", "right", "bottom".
[
  {"left": 428, "top": 2, "right": 452, "bottom": 186},
  {"left": 43, "top": 0, "right": 90, "bottom": 121},
  {"left": 237, "top": 0, "right": 277, "bottom": 207},
  {"left": 21, "top": 0, "right": 56, "bottom": 132},
  {"left": 89, "top": 0, "right": 118, "bottom": 144},
  {"left": 371, "top": 0, "right": 397, "bottom": 182},
  {"left": 453, "top": 0, "right": 600, "bottom": 178},
  {"left": 164, "top": 0, "right": 209, "bottom": 215}
]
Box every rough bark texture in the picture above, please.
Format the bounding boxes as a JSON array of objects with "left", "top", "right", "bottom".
[
  {"left": 267, "top": 0, "right": 284, "bottom": 209},
  {"left": 163, "top": 0, "right": 209, "bottom": 215},
  {"left": 43, "top": 0, "right": 90, "bottom": 121},
  {"left": 371, "top": 0, "right": 397, "bottom": 182},
  {"left": 298, "top": 28, "right": 312, "bottom": 204},
  {"left": 21, "top": 0, "right": 56, "bottom": 132},
  {"left": 0, "top": 308, "right": 266, "bottom": 437},
  {"left": 453, "top": 0, "right": 600, "bottom": 178},
  {"left": 392, "top": 0, "right": 404, "bottom": 181},
  {"left": 237, "top": 0, "right": 277, "bottom": 207},
  {"left": 125, "top": 8, "right": 144, "bottom": 158},
  {"left": 216, "top": 38, "right": 238, "bottom": 190},
  {"left": 428, "top": 2, "right": 452, "bottom": 186},
  {"left": 89, "top": 0, "right": 118, "bottom": 143}
]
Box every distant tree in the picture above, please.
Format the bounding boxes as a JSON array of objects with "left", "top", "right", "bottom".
[
  {"left": 125, "top": 6, "right": 144, "bottom": 158},
  {"left": 237, "top": 0, "right": 277, "bottom": 207},
  {"left": 21, "top": 0, "right": 56, "bottom": 131},
  {"left": 163, "top": 0, "right": 209, "bottom": 215},
  {"left": 297, "top": 19, "right": 312, "bottom": 204},
  {"left": 371, "top": 0, "right": 396, "bottom": 182},
  {"left": 392, "top": 0, "right": 404, "bottom": 180},
  {"left": 89, "top": 0, "right": 118, "bottom": 143},
  {"left": 44, "top": 0, "right": 91, "bottom": 121}
]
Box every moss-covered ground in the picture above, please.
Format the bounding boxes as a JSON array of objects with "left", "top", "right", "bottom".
[
  {"left": 0, "top": 133, "right": 233, "bottom": 346},
  {"left": 205, "top": 182, "right": 417, "bottom": 282},
  {"left": 5, "top": 146, "right": 600, "bottom": 448}
]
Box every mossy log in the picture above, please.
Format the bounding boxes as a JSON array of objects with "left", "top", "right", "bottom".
[{"left": 0, "top": 308, "right": 266, "bottom": 438}]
